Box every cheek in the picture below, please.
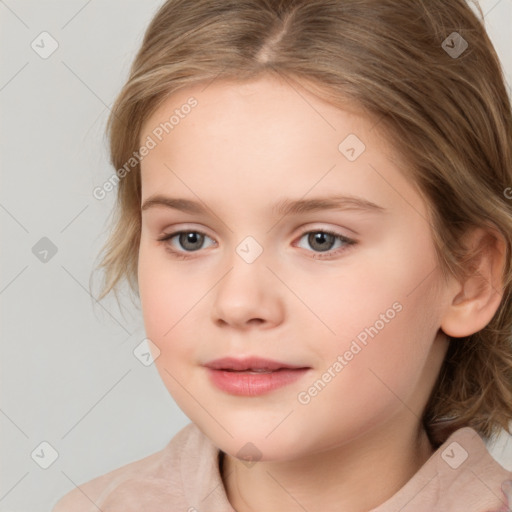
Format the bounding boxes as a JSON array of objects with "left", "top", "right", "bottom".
[
  {"left": 297, "top": 289, "right": 442, "bottom": 450},
  {"left": 321, "top": 223, "right": 439, "bottom": 334},
  {"left": 138, "top": 244, "right": 190, "bottom": 349},
  {"left": 315, "top": 226, "right": 442, "bottom": 391},
  {"left": 137, "top": 241, "right": 216, "bottom": 380},
  {"left": 138, "top": 250, "right": 202, "bottom": 412}
]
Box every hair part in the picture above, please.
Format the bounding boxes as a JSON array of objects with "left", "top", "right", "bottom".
[{"left": 93, "top": 0, "right": 512, "bottom": 446}]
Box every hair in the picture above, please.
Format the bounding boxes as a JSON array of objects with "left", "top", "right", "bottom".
[{"left": 93, "top": 0, "right": 512, "bottom": 447}]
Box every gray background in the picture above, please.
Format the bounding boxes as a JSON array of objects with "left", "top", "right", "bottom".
[{"left": 1, "top": 1, "right": 511, "bottom": 510}]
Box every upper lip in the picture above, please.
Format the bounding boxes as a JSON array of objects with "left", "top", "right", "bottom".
[{"left": 203, "top": 356, "right": 309, "bottom": 371}]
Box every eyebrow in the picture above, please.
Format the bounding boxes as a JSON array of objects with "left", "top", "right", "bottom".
[{"left": 141, "top": 194, "right": 386, "bottom": 216}]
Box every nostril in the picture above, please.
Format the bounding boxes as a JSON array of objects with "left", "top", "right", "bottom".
[{"left": 247, "top": 318, "right": 265, "bottom": 325}]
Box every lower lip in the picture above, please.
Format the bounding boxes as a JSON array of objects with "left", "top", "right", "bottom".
[{"left": 206, "top": 368, "right": 310, "bottom": 396}]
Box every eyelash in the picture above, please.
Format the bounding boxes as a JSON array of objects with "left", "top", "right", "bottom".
[{"left": 156, "top": 228, "right": 357, "bottom": 261}]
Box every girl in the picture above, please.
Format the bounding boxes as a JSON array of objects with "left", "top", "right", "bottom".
[{"left": 54, "top": 0, "right": 512, "bottom": 510}]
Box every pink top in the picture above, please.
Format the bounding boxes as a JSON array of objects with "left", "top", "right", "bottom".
[{"left": 53, "top": 422, "right": 512, "bottom": 511}]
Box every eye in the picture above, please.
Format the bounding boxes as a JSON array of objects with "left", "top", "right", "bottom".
[
  {"left": 157, "top": 230, "right": 215, "bottom": 257},
  {"left": 157, "top": 228, "right": 356, "bottom": 260},
  {"left": 295, "top": 229, "right": 356, "bottom": 259}
]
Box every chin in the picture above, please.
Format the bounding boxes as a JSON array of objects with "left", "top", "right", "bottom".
[{"left": 194, "top": 415, "right": 315, "bottom": 462}]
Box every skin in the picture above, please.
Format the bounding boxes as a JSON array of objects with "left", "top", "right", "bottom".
[{"left": 137, "top": 73, "right": 505, "bottom": 512}]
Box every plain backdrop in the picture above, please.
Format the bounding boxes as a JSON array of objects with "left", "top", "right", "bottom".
[{"left": 1, "top": 1, "right": 511, "bottom": 510}]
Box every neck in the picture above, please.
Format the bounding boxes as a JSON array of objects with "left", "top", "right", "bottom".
[{"left": 221, "top": 416, "right": 434, "bottom": 512}]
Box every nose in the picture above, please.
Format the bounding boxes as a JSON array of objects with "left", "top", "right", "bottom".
[{"left": 210, "top": 246, "right": 285, "bottom": 330}]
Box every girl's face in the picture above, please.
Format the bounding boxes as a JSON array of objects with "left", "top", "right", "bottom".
[{"left": 138, "top": 74, "right": 451, "bottom": 460}]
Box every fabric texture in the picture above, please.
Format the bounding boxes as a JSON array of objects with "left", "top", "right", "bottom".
[{"left": 52, "top": 422, "right": 512, "bottom": 512}]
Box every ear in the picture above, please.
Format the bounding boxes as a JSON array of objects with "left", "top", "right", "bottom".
[{"left": 440, "top": 227, "right": 506, "bottom": 338}]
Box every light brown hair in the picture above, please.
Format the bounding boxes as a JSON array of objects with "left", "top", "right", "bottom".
[{"left": 93, "top": 0, "right": 512, "bottom": 447}]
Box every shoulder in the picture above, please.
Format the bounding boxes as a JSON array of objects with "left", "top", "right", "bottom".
[
  {"left": 51, "top": 422, "right": 202, "bottom": 512},
  {"left": 436, "top": 427, "right": 512, "bottom": 511},
  {"left": 445, "top": 426, "right": 512, "bottom": 479},
  {"left": 373, "top": 427, "right": 512, "bottom": 512},
  {"left": 424, "top": 427, "right": 512, "bottom": 511}
]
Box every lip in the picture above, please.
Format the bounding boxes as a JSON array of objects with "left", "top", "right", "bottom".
[
  {"left": 204, "top": 357, "right": 311, "bottom": 396},
  {"left": 204, "top": 356, "right": 307, "bottom": 371}
]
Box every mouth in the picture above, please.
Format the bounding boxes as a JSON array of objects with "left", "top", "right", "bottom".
[{"left": 203, "top": 356, "right": 311, "bottom": 396}]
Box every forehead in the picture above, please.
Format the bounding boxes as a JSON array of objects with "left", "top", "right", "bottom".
[
  {"left": 137, "top": 74, "right": 425, "bottom": 222},
  {"left": 140, "top": 74, "right": 381, "bottom": 150}
]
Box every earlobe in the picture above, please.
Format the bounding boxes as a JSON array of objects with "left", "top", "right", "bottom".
[{"left": 440, "top": 227, "right": 506, "bottom": 338}]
